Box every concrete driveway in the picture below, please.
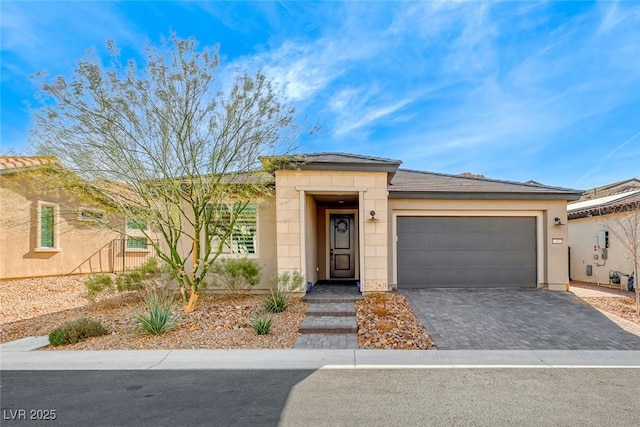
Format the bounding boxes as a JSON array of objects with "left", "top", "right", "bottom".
[{"left": 402, "top": 289, "right": 640, "bottom": 350}]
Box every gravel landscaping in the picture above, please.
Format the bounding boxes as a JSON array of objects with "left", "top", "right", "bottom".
[
  {"left": 1, "top": 275, "right": 435, "bottom": 350},
  {"left": 0, "top": 275, "right": 308, "bottom": 349},
  {"left": 571, "top": 296, "right": 640, "bottom": 324},
  {"left": 3, "top": 276, "right": 636, "bottom": 350},
  {"left": 356, "top": 293, "right": 434, "bottom": 349}
]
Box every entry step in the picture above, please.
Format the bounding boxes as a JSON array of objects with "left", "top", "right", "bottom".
[
  {"left": 298, "top": 316, "right": 358, "bottom": 334},
  {"left": 293, "top": 333, "right": 359, "bottom": 349},
  {"left": 303, "top": 295, "right": 363, "bottom": 303},
  {"left": 306, "top": 302, "right": 356, "bottom": 317}
]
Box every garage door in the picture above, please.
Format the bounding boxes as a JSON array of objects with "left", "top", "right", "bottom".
[{"left": 397, "top": 216, "right": 537, "bottom": 288}]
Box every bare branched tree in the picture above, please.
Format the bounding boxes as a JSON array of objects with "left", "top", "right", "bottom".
[
  {"left": 32, "top": 34, "right": 299, "bottom": 311},
  {"left": 603, "top": 201, "right": 640, "bottom": 315}
]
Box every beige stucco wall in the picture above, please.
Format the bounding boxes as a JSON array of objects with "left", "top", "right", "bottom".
[
  {"left": 569, "top": 213, "right": 637, "bottom": 288},
  {"left": 255, "top": 196, "right": 279, "bottom": 289},
  {"left": 188, "top": 196, "right": 279, "bottom": 291},
  {"left": 275, "top": 169, "right": 390, "bottom": 292},
  {"left": 0, "top": 173, "right": 128, "bottom": 279},
  {"left": 389, "top": 198, "right": 570, "bottom": 290}
]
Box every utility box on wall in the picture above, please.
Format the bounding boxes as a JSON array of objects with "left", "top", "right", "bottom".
[
  {"left": 586, "top": 265, "right": 593, "bottom": 276},
  {"left": 597, "top": 230, "right": 609, "bottom": 248}
]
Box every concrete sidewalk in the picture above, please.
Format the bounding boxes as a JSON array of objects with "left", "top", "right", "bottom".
[{"left": 2, "top": 349, "right": 640, "bottom": 370}]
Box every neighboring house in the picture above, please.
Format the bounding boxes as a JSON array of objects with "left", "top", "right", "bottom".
[
  {"left": 0, "top": 157, "right": 155, "bottom": 280},
  {"left": 224, "top": 153, "right": 581, "bottom": 292},
  {"left": 568, "top": 178, "right": 640, "bottom": 289}
]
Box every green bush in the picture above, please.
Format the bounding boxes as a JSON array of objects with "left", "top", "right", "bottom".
[
  {"left": 84, "top": 274, "right": 113, "bottom": 302},
  {"left": 210, "top": 258, "right": 261, "bottom": 293},
  {"left": 135, "top": 286, "right": 176, "bottom": 335},
  {"left": 263, "top": 288, "right": 289, "bottom": 313},
  {"left": 272, "top": 270, "right": 305, "bottom": 293},
  {"left": 252, "top": 314, "right": 273, "bottom": 335},
  {"left": 262, "top": 270, "right": 305, "bottom": 313},
  {"left": 115, "top": 258, "right": 160, "bottom": 292},
  {"left": 48, "top": 318, "right": 108, "bottom": 346}
]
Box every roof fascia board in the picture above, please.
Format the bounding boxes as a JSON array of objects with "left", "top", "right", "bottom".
[
  {"left": 296, "top": 163, "right": 400, "bottom": 173},
  {"left": 388, "top": 191, "right": 582, "bottom": 201}
]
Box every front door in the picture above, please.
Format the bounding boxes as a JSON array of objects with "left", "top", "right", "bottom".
[{"left": 329, "top": 213, "right": 355, "bottom": 278}]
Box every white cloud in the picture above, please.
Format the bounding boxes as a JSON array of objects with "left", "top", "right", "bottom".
[{"left": 334, "top": 97, "right": 415, "bottom": 136}]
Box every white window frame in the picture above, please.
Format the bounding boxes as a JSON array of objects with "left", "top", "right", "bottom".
[
  {"left": 36, "top": 201, "right": 60, "bottom": 252},
  {"left": 209, "top": 202, "right": 259, "bottom": 258}
]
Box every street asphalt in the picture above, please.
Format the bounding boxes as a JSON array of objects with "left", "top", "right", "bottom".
[{"left": 2, "top": 367, "right": 640, "bottom": 427}]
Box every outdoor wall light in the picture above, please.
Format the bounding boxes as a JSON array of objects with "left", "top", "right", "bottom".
[
  {"left": 369, "top": 210, "right": 377, "bottom": 221},
  {"left": 554, "top": 217, "right": 565, "bottom": 226}
]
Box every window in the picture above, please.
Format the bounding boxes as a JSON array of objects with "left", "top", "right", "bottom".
[
  {"left": 126, "top": 218, "right": 148, "bottom": 230},
  {"left": 78, "top": 209, "right": 105, "bottom": 222},
  {"left": 126, "top": 237, "right": 149, "bottom": 250},
  {"left": 125, "top": 215, "right": 149, "bottom": 251},
  {"left": 37, "top": 201, "right": 59, "bottom": 250},
  {"left": 208, "top": 203, "right": 257, "bottom": 255}
]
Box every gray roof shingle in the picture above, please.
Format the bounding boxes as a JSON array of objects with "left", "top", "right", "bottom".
[
  {"left": 266, "top": 152, "right": 582, "bottom": 200},
  {"left": 288, "top": 152, "right": 402, "bottom": 165},
  {"left": 389, "top": 169, "right": 582, "bottom": 200}
]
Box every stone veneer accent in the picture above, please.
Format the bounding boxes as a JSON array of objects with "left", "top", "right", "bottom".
[{"left": 275, "top": 169, "right": 389, "bottom": 292}]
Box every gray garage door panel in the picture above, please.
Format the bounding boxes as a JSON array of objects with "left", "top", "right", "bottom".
[{"left": 397, "top": 216, "right": 537, "bottom": 288}]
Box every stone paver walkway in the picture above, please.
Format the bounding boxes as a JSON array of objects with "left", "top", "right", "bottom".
[
  {"left": 402, "top": 288, "right": 640, "bottom": 350},
  {"left": 294, "top": 284, "right": 362, "bottom": 349}
]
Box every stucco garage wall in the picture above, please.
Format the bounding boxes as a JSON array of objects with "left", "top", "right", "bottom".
[{"left": 389, "top": 198, "right": 570, "bottom": 290}]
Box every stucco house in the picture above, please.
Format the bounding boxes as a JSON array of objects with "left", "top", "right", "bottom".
[
  {"left": 2, "top": 153, "right": 582, "bottom": 291},
  {"left": 0, "top": 157, "right": 155, "bottom": 280},
  {"left": 245, "top": 153, "right": 581, "bottom": 292},
  {"left": 568, "top": 178, "right": 640, "bottom": 289}
]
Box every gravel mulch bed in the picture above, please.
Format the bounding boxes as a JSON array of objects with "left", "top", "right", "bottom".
[
  {"left": 572, "top": 296, "right": 640, "bottom": 325},
  {"left": 355, "top": 292, "right": 434, "bottom": 349},
  {"left": 0, "top": 275, "right": 109, "bottom": 324},
  {"left": 0, "top": 276, "right": 308, "bottom": 349}
]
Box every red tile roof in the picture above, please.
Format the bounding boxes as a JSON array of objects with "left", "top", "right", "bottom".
[{"left": 0, "top": 156, "right": 58, "bottom": 172}]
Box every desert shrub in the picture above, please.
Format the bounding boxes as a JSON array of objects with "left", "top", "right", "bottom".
[
  {"left": 115, "top": 258, "right": 160, "bottom": 292},
  {"left": 210, "top": 258, "right": 261, "bottom": 293},
  {"left": 272, "top": 270, "right": 305, "bottom": 293},
  {"left": 48, "top": 318, "right": 108, "bottom": 346},
  {"left": 263, "top": 288, "right": 289, "bottom": 313},
  {"left": 135, "top": 285, "right": 176, "bottom": 335},
  {"left": 84, "top": 274, "right": 114, "bottom": 302},
  {"left": 251, "top": 313, "right": 273, "bottom": 335},
  {"left": 263, "top": 270, "right": 306, "bottom": 313}
]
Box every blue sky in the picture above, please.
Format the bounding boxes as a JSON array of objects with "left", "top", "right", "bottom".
[{"left": 1, "top": 1, "right": 639, "bottom": 189}]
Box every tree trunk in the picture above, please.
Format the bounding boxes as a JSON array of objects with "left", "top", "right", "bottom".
[
  {"left": 633, "top": 268, "right": 640, "bottom": 316},
  {"left": 636, "top": 262, "right": 639, "bottom": 316},
  {"left": 185, "top": 290, "right": 199, "bottom": 312}
]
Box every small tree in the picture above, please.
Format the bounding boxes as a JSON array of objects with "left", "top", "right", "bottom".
[
  {"left": 32, "top": 34, "right": 298, "bottom": 311},
  {"left": 603, "top": 201, "right": 640, "bottom": 315}
]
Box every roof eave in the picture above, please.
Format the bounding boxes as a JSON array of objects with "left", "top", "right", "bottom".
[
  {"left": 568, "top": 199, "right": 640, "bottom": 219},
  {"left": 297, "top": 163, "right": 400, "bottom": 173},
  {"left": 388, "top": 191, "right": 583, "bottom": 201}
]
